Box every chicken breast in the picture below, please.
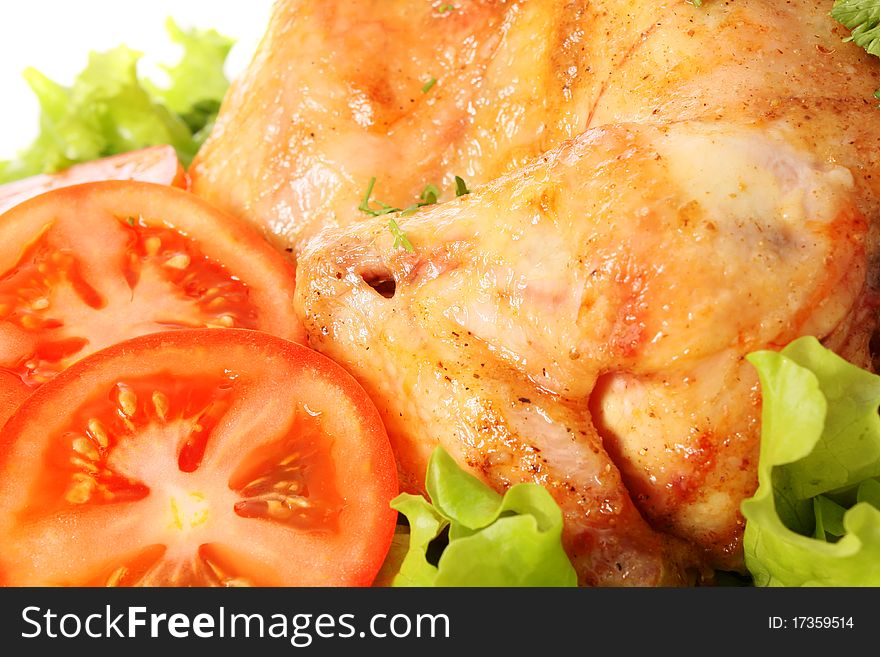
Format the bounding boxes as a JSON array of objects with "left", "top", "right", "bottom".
[{"left": 193, "top": 0, "right": 880, "bottom": 584}]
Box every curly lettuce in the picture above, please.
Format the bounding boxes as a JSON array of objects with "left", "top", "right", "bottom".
[
  {"left": 383, "top": 447, "right": 577, "bottom": 587},
  {"left": 831, "top": 0, "right": 880, "bottom": 103},
  {"left": 0, "top": 18, "right": 232, "bottom": 183},
  {"left": 742, "top": 336, "right": 880, "bottom": 586}
]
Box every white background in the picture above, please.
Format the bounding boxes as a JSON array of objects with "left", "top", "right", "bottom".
[{"left": 0, "top": 0, "right": 275, "bottom": 157}]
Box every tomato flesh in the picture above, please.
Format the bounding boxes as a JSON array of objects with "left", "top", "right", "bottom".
[
  {"left": 0, "top": 329, "right": 398, "bottom": 587},
  {"left": 0, "top": 181, "right": 303, "bottom": 419},
  {"left": 0, "top": 145, "right": 185, "bottom": 216},
  {"left": 0, "top": 219, "right": 260, "bottom": 386},
  {"left": 0, "top": 371, "right": 29, "bottom": 428}
]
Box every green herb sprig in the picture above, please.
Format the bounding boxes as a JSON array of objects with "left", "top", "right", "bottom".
[
  {"left": 388, "top": 218, "right": 415, "bottom": 253},
  {"left": 358, "top": 176, "right": 471, "bottom": 252}
]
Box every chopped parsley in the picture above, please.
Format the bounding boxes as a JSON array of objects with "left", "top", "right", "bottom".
[
  {"left": 400, "top": 183, "right": 440, "bottom": 216},
  {"left": 438, "top": 4, "right": 456, "bottom": 13},
  {"left": 360, "top": 176, "right": 473, "bottom": 248},
  {"left": 420, "top": 183, "right": 440, "bottom": 204},
  {"left": 832, "top": 0, "right": 880, "bottom": 102},
  {"left": 358, "top": 176, "right": 400, "bottom": 217},
  {"left": 388, "top": 218, "right": 415, "bottom": 253},
  {"left": 421, "top": 77, "right": 438, "bottom": 94},
  {"left": 360, "top": 178, "right": 446, "bottom": 219}
]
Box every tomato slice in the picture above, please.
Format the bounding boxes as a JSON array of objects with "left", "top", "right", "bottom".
[
  {"left": 0, "top": 371, "right": 29, "bottom": 429},
  {"left": 0, "top": 180, "right": 304, "bottom": 419},
  {"left": 0, "top": 329, "right": 398, "bottom": 586},
  {"left": 0, "top": 146, "right": 186, "bottom": 216}
]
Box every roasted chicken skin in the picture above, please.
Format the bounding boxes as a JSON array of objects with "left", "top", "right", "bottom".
[{"left": 193, "top": 0, "right": 880, "bottom": 584}]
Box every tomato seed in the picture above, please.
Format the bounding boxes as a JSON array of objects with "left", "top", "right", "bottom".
[
  {"left": 265, "top": 500, "right": 293, "bottom": 520},
  {"left": 20, "top": 315, "right": 41, "bottom": 329},
  {"left": 70, "top": 456, "right": 99, "bottom": 475},
  {"left": 203, "top": 558, "right": 253, "bottom": 588},
  {"left": 87, "top": 418, "right": 110, "bottom": 449},
  {"left": 64, "top": 478, "right": 95, "bottom": 504},
  {"left": 117, "top": 388, "right": 138, "bottom": 418},
  {"left": 240, "top": 476, "right": 270, "bottom": 495},
  {"left": 72, "top": 437, "right": 100, "bottom": 461},
  {"left": 144, "top": 237, "right": 162, "bottom": 257},
  {"left": 105, "top": 566, "right": 128, "bottom": 587},
  {"left": 164, "top": 254, "right": 191, "bottom": 270},
  {"left": 152, "top": 391, "right": 170, "bottom": 421}
]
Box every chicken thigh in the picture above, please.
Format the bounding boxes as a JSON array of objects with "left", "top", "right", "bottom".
[{"left": 194, "top": 0, "right": 880, "bottom": 584}]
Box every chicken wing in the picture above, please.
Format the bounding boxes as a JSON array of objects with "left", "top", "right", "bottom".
[{"left": 193, "top": 0, "right": 880, "bottom": 584}]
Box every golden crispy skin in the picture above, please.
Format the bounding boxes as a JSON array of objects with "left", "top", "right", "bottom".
[{"left": 193, "top": 0, "right": 880, "bottom": 584}]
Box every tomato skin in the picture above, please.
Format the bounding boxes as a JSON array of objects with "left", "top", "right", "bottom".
[
  {"left": 0, "top": 145, "right": 185, "bottom": 216},
  {"left": 0, "top": 180, "right": 306, "bottom": 420},
  {"left": 0, "top": 329, "right": 398, "bottom": 587},
  {"left": 0, "top": 371, "right": 29, "bottom": 429}
]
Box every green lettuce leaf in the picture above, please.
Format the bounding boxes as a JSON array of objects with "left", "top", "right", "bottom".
[
  {"left": 0, "top": 19, "right": 232, "bottom": 183},
  {"left": 146, "top": 18, "right": 232, "bottom": 116},
  {"left": 832, "top": 0, "right": 880, "bottom": 57},
  {"left": 831, "top": 0, "right": 880, "bottom": 102},
  {"left": 742, "top": 336, "right": 880, "bottom": 586},
  {"left": 389, "top": 447, "right": 577, "bottom": 587}
]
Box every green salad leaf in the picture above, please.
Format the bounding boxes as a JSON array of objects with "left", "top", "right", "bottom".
[
  {"left": 388, "top": 447, "right": 577, "bottom": 587},
  {"left": 146, "top": 19, "right": 232, "bottom": 119},
  {"left": 742, "top": 336, "right": 880, "bottom": 586},
  {"left": 831, "top": 0, "right": 880, "bottom": 103},
  {"left": 832, "top": 0, "right": 880, "bottom": 57},
  {"left": 0, "top": 18, "right": 232, "bottom": 183}
]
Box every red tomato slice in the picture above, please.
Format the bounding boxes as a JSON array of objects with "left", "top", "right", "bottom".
[
  {"left": 0, "top": 371, "right": 29, "bottom": 428},
  {"left": 0, "top": 180, "right": 304, "bottom": 420},
  {"left": 0, "top": 146, "right": 186, "bottom": 216},
  {"left": 0, "top": 329, "right": 398, "bottom": 586}
]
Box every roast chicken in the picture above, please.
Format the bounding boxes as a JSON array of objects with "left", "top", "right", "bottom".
[{"left": 191, "top": 0, "right": 880, "bottom": 585}]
